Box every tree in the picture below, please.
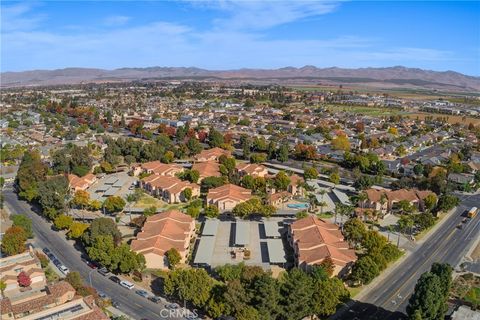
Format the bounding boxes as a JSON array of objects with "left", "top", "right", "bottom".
[
  {"left": 86, "top": 235, "right": 116, "bottom": 269},
  {"left": 331, "top": 135, "right": 350, "bottom": 151},
  {"left": 38, "top": 175, "right": 69, "bottom": 219},
  {"left": 68, "top": 222, "right": 89, "bottom": 239},
  {"left": 407, "top": 271, "right": 447, "bottom": 320},
  {"left": 424, "top": 194, "right": 437, "bottom": 211},
  {"left": 182, "top": 188, "right": 193, "bottom": 201},
  {"left": 166, "top": 248, "right": 182, "bottom": 269},
  {"left": 436, "top": 194, "right": 459, "bottom": 212},
  {"left": 311, "top": 277, "right": 349, "bottom": 317},
  {"left": 250, "top": 274, "right": 282, "bottom": 320},
  {"left": 17, "top": 271, "right": 32, "bottom": 287},
  {"left": 277, "top": 144, "right": 289, "bottom": 162},
  {"left": 208, "top": 129, "right": 224, "bottom": 147},
  {"left": 11, "top": 215, "right": 33, "bottom": 238},
  {"left": 54, "top": 214, "right": 74, "bottom": 230},
  {"left": 103, "top": 196, "right": 126, "bottom": 213},
  {"left": 1, "top": 226, "right": 27, "bottom": 256},
  {"left": 204, "top": 205, "right": 220, "bottom": 218},
  {"left": 187, "top": 138, "right": 203, "bottom": 155},
  {"left": 273, "top": 171, "right": 290, "bottom": 191},
  {"left": 329, "top": 172, "right": 340, "bottom": 186},
  {"left": 65, "top": 271, "right": 83, "bottom": 290},
  {"left": 303, "top": 167, "right": 318, "bottom": 180},
  {"left": 0, "top": 280, "right": 6, "bottom": 296},
  {"left": 388, "top": 127, "right": 399, "bottom": 135},
  {"left": 343, "top": 218, "right": 367, "bottom": 248},
  {"left": 350, "top": 256, "right": 380, "bottom": 285},
  {"left": 143, "top": 206, "right": 157, "bottom": 217},
  {"left": 318, "top": 256, "right": 335, "bottom": 277},
  {"left": 16, "top": 150, "right": 47, "bottom": 201},
  {"left": 201, "top": 176, "right": 226, "bottom": 191},
  {"left": 83, "top": 217, "right": 121, "bottom": 245},
  {"left": 281, "top": 268, "right": 313, "bottom": 320},
  {"left": 111, "top": 243, "right": 146, "bottom": 273},
  {"left": 72, "top": 190, "right": 90, "bottom": 208},
  {"left": 164, "top": 268, "right": 214, "bottom": 308},
  {"left": 186, "top": 206, "right": 200, "bottom": 218}
]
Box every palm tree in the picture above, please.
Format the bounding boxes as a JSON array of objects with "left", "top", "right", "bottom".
[{"left": 318, "top": 201, "right": 327, "bottom": 215}]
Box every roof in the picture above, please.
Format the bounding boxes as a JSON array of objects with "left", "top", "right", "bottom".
[
  {"left": 263, "top": 220, "right": 281, "bottom": 238},
  {"left": 141, "top": 161, "right": 184, "bottom": 175},
  {"left": 193, "top": 236, "right": 216, "bottom": 265},
  {"left": 202, "top": 219, "right": 220, "bottom": 236},
  {"left": 131, "top": 210, "right": 194, "bottom": 256},
  {"left": 207, "top": 184, "right": 252, "bottom": 203},
  {"left": 194, "top": 147, "right": 231, "bottom": 161},
  {"left": 332, "top": 189, "right": 351, "bottom": 206},
  {"left": 235, "top": 220, "right": 250, "bottom": 246},
  {"left": 236, "top": 163, "right": 267, "bottom": 176},
  {"left": 266, "top": 239, "right": 287, "bottom": 264},
  {"left": 192, "top": 161, "right": 221, "bottom": 178},
  {"left": 291, "top": 216, "right": 356, "bottom": 267}
]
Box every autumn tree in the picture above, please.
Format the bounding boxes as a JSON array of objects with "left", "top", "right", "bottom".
[
  {"left": 1, "top": 226, "right": 28, "bottom": 256},
  {"left": 17, "top": 271, "right": 32, "bottom": 287}
]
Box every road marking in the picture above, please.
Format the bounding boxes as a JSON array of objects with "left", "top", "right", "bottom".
[{"left": 378, "top": 225, "right": 457, "bottom": 309}]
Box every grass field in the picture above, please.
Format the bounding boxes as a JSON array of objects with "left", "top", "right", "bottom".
[
  {"left": 465, "top": 287, "right": 480, "bottom": 307},
  {"left": 325, "top": 104, "right": 404, "bottom": 117},
  {"left": 405, "top": 112, "right": 480, "bottom": 125},
  {"left": 134, "top": 193, "right": 186, "bottom": 211}
]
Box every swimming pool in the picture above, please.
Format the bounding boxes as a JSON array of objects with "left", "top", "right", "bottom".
[{"left": 287, "top": 203, "right": 309, "bottom": 209}]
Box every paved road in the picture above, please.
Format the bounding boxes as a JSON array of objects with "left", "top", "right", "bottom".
[
  {"left": 3, "top": 187, "right": 186, "bottom": 320},
  {"left": 332, "top": 192, "right": 480, "bottom": 320}
]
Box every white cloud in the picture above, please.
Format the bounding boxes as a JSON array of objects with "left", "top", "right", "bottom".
[
  {"left": 1, "top": 2, "right": 46, "bottom": 32},
  {"left": 103, "top": 15, "right": 131, "bottom": 27}
]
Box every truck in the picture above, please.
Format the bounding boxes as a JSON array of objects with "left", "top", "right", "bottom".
[{"left": 467, "top": 207, "right": 478, "bottom": 218}]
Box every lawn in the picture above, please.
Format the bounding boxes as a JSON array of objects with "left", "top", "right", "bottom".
[
  {"left": 464, "top": 287, "right": 480, "bottom": 307},
  {"left": 134, "top": 193, "right": 188, "bottom": 211},
  {"left": 347, "top": 286, "right": 362, "bottom": 298}
]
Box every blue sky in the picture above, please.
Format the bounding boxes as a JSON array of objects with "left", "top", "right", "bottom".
[{"left": 1, "top": 1, "right": 479, "bottom": 75}]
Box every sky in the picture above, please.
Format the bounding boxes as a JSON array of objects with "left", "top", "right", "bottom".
[{"left": 1, "top": 1, "right": 479, "bottom": 75}]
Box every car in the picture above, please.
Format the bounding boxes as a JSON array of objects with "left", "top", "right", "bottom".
[
  {"left": 98, "top": 267, "right": 109, "bottom": 276},
  {"left": 135, "top": 290, "right": 149, "bottom": 298},
  {"left": 185, "top": 313, "right": 199, "bottom": 320},
  {"left": 98, "top": 292, "right": 109, "bottom": 300},
  {"left": 457, "top": 223, "right": 463, "bottom": 229},
  {"left": 53, "top": 259, "right": 62, "bottom": 266},
  {"left": 82, "top": 259, "right": 97, "bottom": 269},
  {"left": 47, "top": 253, "right": 56, "bottom": 260},
  {"left": 166, "top": 303, "right": 180, "bottom": 309},
  {"left": 112, "top": 301, "right": 120, "bottom": 308},
  {"left": 58, "top": 265, "right": 70, "bottom": 275},
  {"left": 109, "top": 276, "right": 121, "bottom": 284},
  {"left": 462, "top": 218, "right": 468, "bottom": 223},
  {"left": 149, "top": 296, "right": 162, "bottom": 304},
  {"left": 120, "top": 280, "right": 134, "bottom": 290},
  {"left": 42, "top": 247, "right": 50, "bottom": 254}
]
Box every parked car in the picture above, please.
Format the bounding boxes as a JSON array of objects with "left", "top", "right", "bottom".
[
  {"left": 166, "top": 303, "right": 180, "bottom": 309},
  {"left": 47, "top": 253, "right": 55, "bottom": 260},
  {"left": 109, "top": 276, "right": 121, "bottom": 284},
  {"left": 82, "top": 259, "right": 97, "bottom": 269},
  {"left": 148, "top": 296, "right": 162, "bottom": 304},
  {"left": 53, "top": 259, "right": 61, "bottom": 266},
  {"left": 42, "top": 247, "right": 50, "bottom": 254},
  {"left": 135, "top": 290, "right": 149, "bottom": 298},
  {"left": 98, "top": 267, "right": 109, "bottom": 276},
  {"left": 98, "top": 292, "right": 109, "bottom": 300},
  {"left": 58, "top": 265, "right": 70, "bottom": 275},
  {"left": 112, "top": 301, "right": 120, "bottom": 308},
  {"left": 120, "top": 280, "right": 135, "bottom": 290}
]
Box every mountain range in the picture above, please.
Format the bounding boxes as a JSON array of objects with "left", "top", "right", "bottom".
[{"left": 2, "top": 66, "right": 479, "bottom": 92}]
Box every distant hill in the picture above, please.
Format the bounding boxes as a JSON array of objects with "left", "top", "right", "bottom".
[{"left": 2, "top": 65, "right": 479, "bottom": 92}]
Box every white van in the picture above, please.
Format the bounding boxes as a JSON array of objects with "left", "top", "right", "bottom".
[
  {"left": 119, "top": 280, "right": 134, "bottom": 290},
  {"left": 59, "top": 265, "right": 70, "bottom": 275}
]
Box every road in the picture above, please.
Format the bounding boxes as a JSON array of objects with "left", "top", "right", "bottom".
[
  {"left": 3, "top": 187, "right": 186, "bottom": 320},
  {"left": 332, "top": 192, "right": 480, "bottom": 320}
]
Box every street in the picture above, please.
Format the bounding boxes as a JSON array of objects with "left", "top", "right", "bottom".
[
  {"left": 3, "top": 187, "right": 186, "bottom": 320},
  {"left": 332, "top": 192, "right": 480, "bottom": 320}
]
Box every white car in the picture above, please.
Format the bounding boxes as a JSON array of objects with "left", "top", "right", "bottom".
[
  {"left": 58, "top": 265, "right": 70, "bottom": 275},
  {"left": 119, "top": 280, "right": 134, "bottom": 290}
]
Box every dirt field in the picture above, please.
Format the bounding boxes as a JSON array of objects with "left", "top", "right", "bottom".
[{"left": 406, "top": 112, "right": 480, "bottom": 125}]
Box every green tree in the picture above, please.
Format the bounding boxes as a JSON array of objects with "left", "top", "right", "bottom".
[
  {"left": 103, "top": 196, "right": 126, "bottom": 213},
  {"left": 350, "top": 256, "right": 380, "bottom": 285},
  {"left": 83, "top": 217, "right": 121, "bottom": 245},
  {"left": 311, "top": 277, "right": 349, "bottom": 317},
  {"left": 273, "top": 171, "right": 291, "bottom": 191},
  {"left": 0, "top": 280, "right": 6, "bottom": 297},
  {"left": 68, "top": 222, "right": 89, "bottom": 239},
  {"left": 16, "top": 150, "right": 48, "bottom": 201},
  {"left": 281, "top": 268, "right": 313, "bottom": 319},
  {"left": 65, "top": 271, "right": 84, "bottom": 290},
  {"left": 11, "top": 215, "right": 33, "bottom": 238},
  {"left": 1, "top": 226, "right": 28, "bottom": 256},
  {"left": 166, "top": 248, "right": 182, "bottom": 269},
  {"left": 329, "top": 172, "right": 340, "bottom": 186},
  {"left": 186, "top": 206, "right": 200, "bottom": 218},
  {"left": 38, "top": 175, "right": 69, "bottom": 219},
  {"left": 407, "top": 271, "right": 447, "bottom": 320},
  {"left": 205, "top": 205, "right": 220, "bottom": 218},
  {"left": 277, "top": 144, "right": 289, "bottom": 162},
  {"left": 250, "top": 274, "right": 282, "bottom": 320},
  {"left": 303, "top": 167, "right": 318, "bottom": 180},
  {"left": 182, "top": 188, "right": 193, "bottom": 201},
  {"left": 72, "top": 190, "right": 90, "bottom": 209},
  {"left": 343, "top": 218, "right": 367, "bottom": 249},
  {"left": 143, "top": 206, "right": 157, "bottom": 217},
  {"left": 86, "top": 235, "right": 116, "bottom": 269},
  {"left": 164, "top": 268, "right": 214, "bottom": 308},
  {"left": 54, "top": 214, "right": 74, "bottom": 230}
]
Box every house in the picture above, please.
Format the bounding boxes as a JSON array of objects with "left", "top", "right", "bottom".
[
  {"left": 194, "top": 147, "right": 231, "bottom": 162},
  {"left": 192, "top": 161, "right": 221, "bottom": 181},
  {"left": 0, "top": 250, "right": 108, "bottom": 320},
  {"left": 131, "top": 161, "right": 184, "bottom": 177},
  {"left": 358, "top": 188, "right": 436, "bottom": 215},
  {"left": 66, "top": 173, "right": 97, "bottom": 192},
  {"left": 130, "top": 210, "right": 195, "bottom": 269},
  {"left": 206, "top": 184, "right": 252, "bottom": 212},
  {"left": 141, "top": 175, "right": 200, "bottom": 203},
  {"left": 267, "top": 191, "right": 292, "bottom": 206},
  {"left": 235, "top": 163, "right": 269, "bottom": 178},
  {"left": 288, "top": 216, "right": 357, "bottom": 276},
  {"left": 448, "top": 173, "right": 475, "bottom": 187}
]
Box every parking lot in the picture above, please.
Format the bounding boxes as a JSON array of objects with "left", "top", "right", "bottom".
[{"left": 87, "top": 172, "right": 137, "bottom": 202}]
